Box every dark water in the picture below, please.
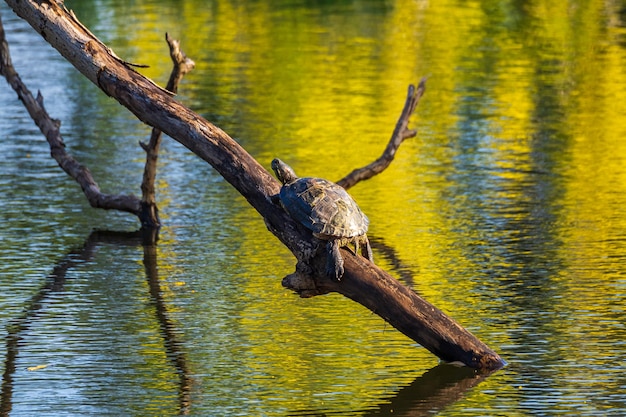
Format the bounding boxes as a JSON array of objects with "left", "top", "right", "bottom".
[{"left": 1, "top": 0, "right": 626, "bottom": 415}]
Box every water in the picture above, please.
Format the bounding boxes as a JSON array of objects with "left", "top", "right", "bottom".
[{"left": 1, "top": 0, "right": 626, "bottom": 415}]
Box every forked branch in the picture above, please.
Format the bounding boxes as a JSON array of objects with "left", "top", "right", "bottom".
[{"left": 0, "top": 15, "right": 141, "bottom": 215}]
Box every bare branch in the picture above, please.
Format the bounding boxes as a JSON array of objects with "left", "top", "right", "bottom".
[
  {"left": 0, "top": 15, "right": 141, "bottom": 215},
  {"left": 163, "top": 32, "right": 195, "bottom": 94},
  {"left": 139, "top": 33, "right": 196, "bottom": 228},
  {"left": 1, "top": 15, "right": 195, "bottom": 227},
  {"left": 337, "top": 78, "right": 426, "bottom": 190}
]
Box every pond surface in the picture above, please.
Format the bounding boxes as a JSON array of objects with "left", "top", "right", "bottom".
[{"left": 1, "top": 0, "right": 626, "bottom": 415}]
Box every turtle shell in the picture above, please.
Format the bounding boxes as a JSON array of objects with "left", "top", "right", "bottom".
[{"left": 279, "top": 177, "right": 369, "bottom": 239}]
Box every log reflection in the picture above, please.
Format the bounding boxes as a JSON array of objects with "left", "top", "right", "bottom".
[
  {"left": 289, "top": 363, "right": 488, "bottom": 416},
  {"left": 361, "top": 364, "right": 489, "bottom": 417},
  {"left": 0, "top": 229, "right": 192, "bottom": 416}
]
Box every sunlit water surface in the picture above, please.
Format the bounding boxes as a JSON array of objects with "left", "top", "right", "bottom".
[{"left": 1, "top": 0, "right": 626, "bottom": 416}]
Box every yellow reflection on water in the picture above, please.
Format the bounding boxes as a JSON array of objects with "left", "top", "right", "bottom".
[{"left": 58, "top": 0, "right": 626, "bottom": 414}]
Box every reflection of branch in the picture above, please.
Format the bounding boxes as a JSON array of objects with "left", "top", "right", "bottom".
[
  {"left": 368, "top": 235, "right": 417, "bottom": 288},
  {"left": 337, "top": 78, "right": 426, "bottom": 190},
  {"left": 0, "top": 234, "right": 100, "bottom": 416},
  {"left": 288, "top": 364, "right": 489, "bottom": 417},
  {"left": 362, "top": 364, "right": 489, "bottom": 417},
  {"left": 0, "top": 230, "right": 192, "bottom": 415},
  {"left": 142, "top": 239, "right": 193, "bottom": 414}
]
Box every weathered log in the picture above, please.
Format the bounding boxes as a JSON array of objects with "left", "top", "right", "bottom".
[
  {"left": 282, "top": 254, "right": 505, "bottom": 370},
  {"left": 3, "top": 0, "right": 506, "bottom": 371}
]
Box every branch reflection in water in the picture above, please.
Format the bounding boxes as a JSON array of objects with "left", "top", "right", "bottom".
[
  {"left": 0, "top": 228, "right": 496, "bottom": 416},
  {"left": 0, "top": 229, "right": 192, "bottom": 415},
  {"left": 289, "top": 364, "right": 487, "bottom": 416},
  {"left": 368, "top": 235, "right": 417, "bottom": 288},
  {"left": 363, "top": 365, "right": 489, "bottom": 417}
]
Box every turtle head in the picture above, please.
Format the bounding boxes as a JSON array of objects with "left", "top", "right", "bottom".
[{"left": 271, "top": 158, "right": 298, "bottom": 185}]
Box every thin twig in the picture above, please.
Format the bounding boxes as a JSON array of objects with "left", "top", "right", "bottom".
[
  {"left": 337, "top": 78, "right": 427, "bottom": 190},
  {"left": 139, "top": 33, "right": 195, "bottom": 228}
]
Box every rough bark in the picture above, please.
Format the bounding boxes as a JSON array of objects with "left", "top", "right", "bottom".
[
  {"left": 3, "top": 0, "right": 506, "bottom": 371},
  {"left": 283, "top": 253, "right": 505, "bottom": 370}
]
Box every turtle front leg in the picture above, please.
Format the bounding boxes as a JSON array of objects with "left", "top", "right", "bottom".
[{"left": 326, "top": 240, "right": 344, "bottom": 281}]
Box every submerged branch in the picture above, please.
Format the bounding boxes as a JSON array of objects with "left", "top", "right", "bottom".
[{"left": 1, "top": 13, "right": 193, "bottom": 227}]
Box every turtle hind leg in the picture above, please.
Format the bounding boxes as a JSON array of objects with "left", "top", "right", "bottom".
[
  {"left": 325, "top": 240, "right": 344, "bottom": 281},
  {"left": 361, "top": 236, "right": 374, "bottom": 263}
]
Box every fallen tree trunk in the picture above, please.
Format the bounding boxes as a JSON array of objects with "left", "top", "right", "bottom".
[{"left": 4, "top": 0, "right": 506, "bottom": 371}]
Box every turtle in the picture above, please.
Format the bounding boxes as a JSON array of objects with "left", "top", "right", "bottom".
[{"left": 271, "top": 158, "right": 373, "bottom": 280}]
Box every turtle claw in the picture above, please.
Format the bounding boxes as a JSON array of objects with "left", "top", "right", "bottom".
[{"left": 326, "top": 257, "right": 344, "bottom": 281}]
